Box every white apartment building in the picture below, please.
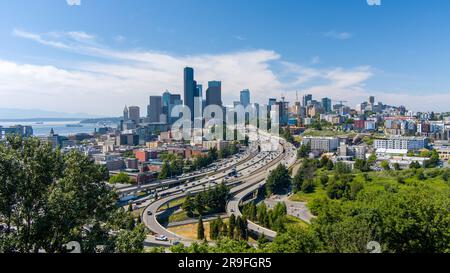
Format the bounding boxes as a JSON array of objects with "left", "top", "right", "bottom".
[
  {"left": 374, "top": 137, "right": 428, "bottom": 151},
  {"left": 302, "top": 136, "right": 339, "bottom": 152}
]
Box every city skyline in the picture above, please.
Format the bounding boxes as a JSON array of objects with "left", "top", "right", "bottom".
[{"left": 1, "top": 0, "right": 450, "bottom": 116}]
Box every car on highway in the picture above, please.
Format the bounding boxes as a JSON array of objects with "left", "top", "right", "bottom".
[
  {"left": 147, "top": 211, "right": 153, "bottom": 216},
  {"left": 155, "top": 235, "right": 168, "bottom": 241}
]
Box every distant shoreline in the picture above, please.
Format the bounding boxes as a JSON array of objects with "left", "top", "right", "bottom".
[
  {"left": 0, "top": 117, "right": 118, "bottom": 124},
  {"left": 0, "top": 118, "right": 85, "bottom": 122}
]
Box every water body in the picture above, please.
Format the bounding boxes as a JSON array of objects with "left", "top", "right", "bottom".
[{"left": 0, "top": 120, "right": 113, "bottom": 136}]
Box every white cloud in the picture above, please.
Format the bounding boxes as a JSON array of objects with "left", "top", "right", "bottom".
[
  {"left": 324, "top": 31, "right": 353, "bottom": 40},
  {"left": 2, "top": 28, "right": 447, "bottom": 116},
  {"left": 13, "top": 29, "right": 70, "bottom": 49},
  {"left": 66, "top": 0, "right": 81, "bottom": 6}
]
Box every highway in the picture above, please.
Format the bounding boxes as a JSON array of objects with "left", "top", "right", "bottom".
[
  {"left": 142, "top": 147, "right": 278, "bottom": 242},
  {"left": 117, "top": 143, "right": 260, "bottom": 197},
  {"left": 226, "top": 138, "right": 297, "bottom": 240},
  {"left": 141, "top": 130, "right": 297, "bottom": 246}
]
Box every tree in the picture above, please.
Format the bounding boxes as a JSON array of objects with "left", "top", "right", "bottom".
[
  {"left": 320, "top": 174, "right": 329, "bottom": 187},
  {"left": 282, "top": 128, "right": 295, "bottom": 144},
  {"left": 182, "top": 195, "right": 195, "bottom": 217},
  {"left": 443, "top": 169, "right": 449, "bottom": 182},
  {"left": 0, "top": 136, "right": 145, "bottom": 253},
  {"left": 269, "top": 227, "right": 322, "bottom": 253},
  {"left": 197, "top": 217, "right": 205, "bottom": 240},
  {"left": 326, "top": 177, "right": 351, "bottom": 200},
  {"left": 314, "top": 186, "right": 450, "bottom": 253},
  {"left": 319, "top": 156, "right": 330, "bottom": 169},
  {"left": 301, "top": 179, "right": 315, "bottom": 193},
  {"left": 158, "top": 160, "right": 170, "bottom": 179},
  {"left": 326, "top": 159, "right": 334, "bottom": 171},
  {"left": 266, "top": 164, "right": 291, "bottom": 195},
  {"left": 236, "top": 216, "right": 248, "bottom": 240},
  {"left": 115, "top": 224, "right": 146, "bottom": 253},
  {"left": 297, "top": 144, "right": 311, "bottom": 159},
  {"left": 334, "top": 162, "right": 352, "bottom": 176},
  {"left": 109, "top": 172, "right": 132, "bottom": 184},
  {"left": 292, "top": 172, "right": 303, "bottom": 193},
  {"left": 410, "top": 161, "right": 421, "bottom": 169},
  {"left": 381, "top": 161, "right": 391, "bottom": 171},
  {"left": 348, "top": 181, "right": 364, "bottom": 200},
  {"left": 221, "top": 223, "right": 228, "bottom": 238},
  {"left": 228, "top": 214, "right": 236, "bottom": 239},
  {"left": 368, "top": 153, "right": 377, "bottom": 165},
  {"left": 417, "top": 169, "right": 426, "bottom": 180},
  {"left": 210, "top": 216, "right": 224, "bottom": 241},
  {"left": 354, "top": 159, "right": 370, "bottom": 172},
  {"left": 208, "top": 147, "right": 219, "bottom": 162},
  {"left": 122, "top": 150, "right": 135, "bottom": 158},
  {"left": 184, "top": 183, "right": 230, "bottom": 216},
  {"left": 424, "top": 150, "right": 440, "bottom": 168}
]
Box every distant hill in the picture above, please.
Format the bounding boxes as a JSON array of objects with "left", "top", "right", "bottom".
[
  {"left": 80, "top": 117, "right": 121, "bottom": 124},
  {"left": 0, "top": 108, "right": 97, "bottom": 120}
]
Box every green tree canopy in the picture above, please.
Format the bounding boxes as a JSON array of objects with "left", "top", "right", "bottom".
[{"left": 0, "top": 136, "right": 146, "bottom": 253}]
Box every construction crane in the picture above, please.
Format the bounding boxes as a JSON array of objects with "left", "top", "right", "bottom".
[{"left": 332, "top": 100, "right": 349, "bottom": 106}]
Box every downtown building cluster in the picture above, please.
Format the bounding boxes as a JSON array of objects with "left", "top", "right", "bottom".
[{"left": 2, "top": 67, "right": 449, "bottom": 184}]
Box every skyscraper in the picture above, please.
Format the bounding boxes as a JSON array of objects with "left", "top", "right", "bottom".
[
  {"left": 268, "top": 98, "right": 277, "bottom": 111},
  {"left": 128, "top": 106, "right": 140, "bottom": 124},
  {"left": 169, "top": 93, "right": 182, "bottom": 124},
  {"left": 206, "top": 81, "right": 222, "bottom": 107},
  {"left": 184, "top": 67, "right": 195, "bottom": 122},
  {"left": 196, "top": 84, "right": 203, "bottom": 98},
  {"left": 123, "top": 105, "right": 129, "bottom": 121},
  {"left": 369, "top": 96, "right": 375, "bottom": 105},
  {"left": 321, "top": 97, "right": 332, "bottom": 113},
  {"left": 302, "top": 94, "right": 312, "bottom": 107},
  {"left": 148, "top": 96, "right": 162, "bottom": 123},
  {"left": 240, "top": 89, "right": 250, "bottom": 107}
]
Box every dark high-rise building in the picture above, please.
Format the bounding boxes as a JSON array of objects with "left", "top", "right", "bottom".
[
  {"left": 321, "top": 97, "right": 332, "bottom": 113},
  {"left": 184, "top": 67, "right": 195, "bottom": 121},
  {"left": 128, "top": 106, "right": 140, "bottom": 124},
  {"left": 268, "top": 98, "right": 277, "bottom": 111},
  {"left": 148, "top": 96, "right": 162, "bottom": 123},
  {"left": 277, "top": 98, "right": 289, "bottom": 126},
  {"left": 206, "top": 81, "right": 222, "bottom": 107},
  {"left": 302, "top": 94, "right": 312, "bottom": 107},
  {"left": 240, "top": 89, "right": 250, "bottom": 107},
  {"left": 196, "top": 84, "right": 203, "bottom": 98},
  {"left": 369, "top": 96, "right": 375, "bottom": 105},
  {"left": 162, "top": 91, "right": 171, "bottom": 119},
  {"left": 161, "top": 91, "right": 182, "bottom": 124}
]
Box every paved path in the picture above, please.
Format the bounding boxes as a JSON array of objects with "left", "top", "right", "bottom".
[
  {"left": 166, "top": 213, "right": 229, "bottom": 227},
  {"left": 265, "top": 196, "right": 314, "bottom": 224}
]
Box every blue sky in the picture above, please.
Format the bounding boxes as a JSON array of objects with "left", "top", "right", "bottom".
[{"left": 0, "top": 0, "right": 449, "bottom": 116}]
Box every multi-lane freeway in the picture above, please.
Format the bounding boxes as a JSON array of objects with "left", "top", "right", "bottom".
[
  {"left": 226, "top": 138, "right": 297, "bottom": 240},
  {"left": 140, "top": 130, "right": 297, "bottom": 246},
  {"left": 117, "top": 143, "right": 260, "bottom": 198}
]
